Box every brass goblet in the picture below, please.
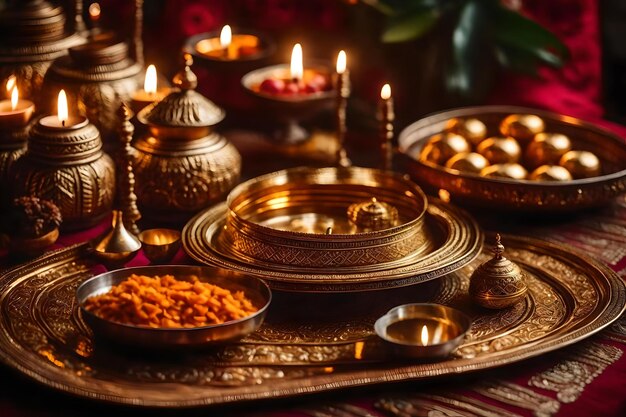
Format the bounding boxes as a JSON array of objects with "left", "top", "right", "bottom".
[{"left": 138, "top": 228, "right": 181, "bottom": 264}]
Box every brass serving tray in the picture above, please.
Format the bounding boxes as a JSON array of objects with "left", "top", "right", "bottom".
[
  {"left": 398, "top": 105, "right": 626, "bottom": 212},
  {"left": 183, "top": 199, "right": 483, "bottom": 292},
  {"left": 0, "top": 234, "right": 623, "bottom": 407}
]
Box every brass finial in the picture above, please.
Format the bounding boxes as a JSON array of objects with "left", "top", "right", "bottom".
[
  {"left": 172, "top": 53, "right": 198, "bottom": 90},
  {"left": 347, "top": 197, "right": 399, "bottom": 231},
  {"left": 117, "top": 101, "right": 141, "bottom": 235},
  {"left": 469, "top": 233, "right": 527, "bottom": 309},
  {"left": 493, "top": 233, "right": 504, "bottom": 259}
]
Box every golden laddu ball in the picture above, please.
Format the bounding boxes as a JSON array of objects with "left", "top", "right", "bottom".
[
  {"left": 500, "top": 114, "right": 545, "bottom": 144},
  {"left": 480, "top": 163, "right": 528, "bottom": 180},
  {"left": 525, "top": 133, "right": 571, "bottom": 169},
  {"left": 420, "top": 133, "right": 471, "bottom": 166},
  {"left": 445, "top": 117, "right": 487, "bottom": 146},
  {"left": 476, "top": 136, "right": 522, "bottom": 164},
  {"left": 559, "top": 150, "right": 601, "bottom": 179},
  {"left": 529, "top": 165, "right": 573, "bottom": 181},
  {"left": 445, "top": 152, "right": 490, "bottom": 174}
]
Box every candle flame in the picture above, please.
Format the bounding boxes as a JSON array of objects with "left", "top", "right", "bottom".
[
  {"left": 290, "top": 43, "right": 303, "bottom": 81},
  {"left": 220, "top": 25, "right": 232, "bottom": 49},
  {"left": 421, "top": 325, "right": 429, "bottom": 346},
  {"left": 10, "top": 86, "right": 18, "bottom": 111},
  {"left": 144, "top": 64, "right": 157, "bottom": 94},
  {"left": 89, "top": 2, "right": 101, "bottom": 20},
  {"left": 336, "top": 50, "right": 346, "bottom": 74},
  {"left": 6, "top": 75, "right": 16, "bottom": 95},
  {"left": 57, "top": 89, "right": 68, "bottom": 126},
  {"left": 381, "top": 83, "right": 391, "bottom": 100}
]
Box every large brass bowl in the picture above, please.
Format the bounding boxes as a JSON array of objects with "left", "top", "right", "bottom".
[
  {"left": 223, "top": 167, "right": 429, "bottom": 269},
  {"left": 399, "top": 105, "right": 626, "bottom": 212}
]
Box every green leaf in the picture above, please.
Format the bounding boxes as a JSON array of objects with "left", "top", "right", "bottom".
[
  {"left": 447, "top": 0, "right": 496, "bottom": 98},
  {"left": 382, "top": 8, "right": 440, "bottom": 42},
  {"left": 494, "top": 6, "right": 569, "bottom": 66},
  {"left": 495, "top": 45, "right": 540, "bottom": 77}
]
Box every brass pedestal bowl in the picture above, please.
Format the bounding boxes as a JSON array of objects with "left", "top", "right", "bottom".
[
  {"left": 183, "top": 167, "right": 483, "bottom": 292},
  {"left": 241, "top": 63, "right": 334, "bottom": 143},
  {"left": 399, "top": 105, "right": 626, "bottom": 212}
]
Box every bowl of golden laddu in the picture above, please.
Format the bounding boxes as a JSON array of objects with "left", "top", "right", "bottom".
[
  {"left": 219, "top": 166, "right": 429, "bottom": 269},
  {"left": 399, "top": 105, "right": 626, "bottom": 212}
]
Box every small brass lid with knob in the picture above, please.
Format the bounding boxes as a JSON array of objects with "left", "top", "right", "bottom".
[
  {"left": 469, "top": 234, "right": 527, "bottom": 309},
  {"left": 347, "top": 197, "right": 399, "bottom": 231}
]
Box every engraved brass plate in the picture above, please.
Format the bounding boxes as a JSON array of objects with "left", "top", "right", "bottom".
[
  {"left": 183, "top": 199, "right": 483, "bottom": 292},
  {"left": 0, "top": 235, "right": 623, "bottom": 407}
]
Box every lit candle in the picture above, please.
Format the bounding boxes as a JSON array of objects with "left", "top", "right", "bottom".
[
  {"left": 334, "top": 50, "right": 351, "bottom": 167},
  {"left": 290, "top": 43, "right": 303, "bottom": 82},
  {"left": 378, "top": 83, "right": 395, "bottom": 171},
  {"left": 89, "top": 2, "right": 101, "bottom": 27},
  {"left": 130, "top": 65, "right": 169, "bottom": 113},
  {"left": 39, "top": 90, "right": 87, "bottom": 129},
  {"left": 193, "top": 25, "right": 263, "bottom": 61},
  {"left": 0, "top": 79, "right": 35, "bottom": 129}
]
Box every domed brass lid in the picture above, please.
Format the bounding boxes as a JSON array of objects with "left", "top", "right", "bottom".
[
  {"left": 469, "top": 234, "right": 527, "bottom": 309},
  {"left": 347, "top": 197, "right": 399, "bottom": 231},
  {"left": 139, "top": 54, "right": 225, "bottom": 129},
  {"left": 0, "top": 0, "right": 66, "bottom": 44}
]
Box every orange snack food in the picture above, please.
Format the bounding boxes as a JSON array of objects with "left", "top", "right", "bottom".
[{"left": 83, "top": 274, "right": 258, "bottom": 328}]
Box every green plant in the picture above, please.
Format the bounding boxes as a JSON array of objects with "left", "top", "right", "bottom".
[{"left": 365, "top": 0, "right": 569, "bottom": 99}]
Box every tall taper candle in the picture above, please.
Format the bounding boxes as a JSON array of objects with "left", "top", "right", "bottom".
[
  {"left": 335, "top": 50, "right": 351, "bottom": 167},
  {"left": 378, "top": 83, "right": 394, "bottom": 171}
]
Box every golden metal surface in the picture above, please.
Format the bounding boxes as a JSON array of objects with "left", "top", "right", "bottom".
[
  {"left": 116, "top": 103, "right": 141, "bottom": 235},
  {"left": 137, "top": 228, "right": 181, "bottom": 264},
  {"left": 92, "top": 210, "right": 141, "bottom": 266},
  {"left": 219, "top": 167, "right": 431, "bottom": 271},
  {"left": 0, "top": 234, "right": 623, "bottom": 406},
  {"left": 183, "top": 197, "right": 482, "bottom": 292},
  {"left": 399, "top": 105, "right": 626, "bottom": 212}
]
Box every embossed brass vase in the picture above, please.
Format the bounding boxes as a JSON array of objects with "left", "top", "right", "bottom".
[
  {"left": 132, "top": 55, "right": 241, "bottom": 223},
  {"left": 39, "top": 40, "right": 143, "bottom": 142},
  {"left": 10, "top": 117, "right": 116, "bottom": 230},
  {"left": 0, "top": 0, "right": 86, "bottom": 99},
  {"left": 399, "top": 105, "right": 626, "bottom": 212},
  {"left": 222, "top": 166, "right": 428, "bottom": 268}
]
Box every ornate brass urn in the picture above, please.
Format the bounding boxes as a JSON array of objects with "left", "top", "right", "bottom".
[
  {"left": 10, "top": 117, "right": 116, "bottom": 230},
  {"left": 0, "top": 0, "right": 86, "bottom": 99},
  {"left": 132, "top": 54, "right": 241, "bottom": 223}
]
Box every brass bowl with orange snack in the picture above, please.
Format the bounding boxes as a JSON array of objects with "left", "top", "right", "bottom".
[{"left": 76, "top": 265, "right": 271, "bottom": 347}]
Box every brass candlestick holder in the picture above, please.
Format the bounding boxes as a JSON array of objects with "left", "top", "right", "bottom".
[
  {"left": 132, "top": 54, "right": 241, "bottom": 223},
  {"left": 334, "top": 64, "right": 351, "bottom": 167},
  {"left": 0, "top": 0, "right": 86, "bottom": 99},
  {"left": 10, "top": 116, "right": 116, "bottom": 231},
  {"left": 378, "top": 85, "right": 395, "bottom": 171},
  {"left": 117, "top": 102, "right": 141, "bottom": 235}
]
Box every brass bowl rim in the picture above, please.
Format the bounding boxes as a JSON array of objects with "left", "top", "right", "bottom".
[
  {"left": 185, "top": 28, "right": 277, "bottom": 63},
  {"left": 225, "top": 166, "right": 429, "bottom": 240},
  {"left": 138, "top": 228, "right": 182, "bottom": 246},
  {"left": 399, "top": 105, "right": 626, "bottom": 186},
  {"left": 241, "top": 63, "right": 335, "bottom": 103},
  {"left": 76, "top": 265, "right": 272, "bottom": 334}
]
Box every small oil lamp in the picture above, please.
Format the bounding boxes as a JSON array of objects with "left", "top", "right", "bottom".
[
  {"left": 0, "top": 80, "right": 35, "bottom": 129},
  {"left": 10, "top": 90, "right": 116, "bottom": 230},
  {"left": 130, "top": 64, "right": 170, "bottom": 114},
  {"left": 375, "top": 303, "right": 471, "bottom": 359},
  {"left": 191, "top": 25, "right": 272, "bottom": 62},
  {"left": 241, "top": 44, "right": 335, "bottom": 143}
]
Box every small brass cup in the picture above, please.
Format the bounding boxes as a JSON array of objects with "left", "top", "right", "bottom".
[{"left": 138, "top": 229, "right": 181, "bottom": 264}]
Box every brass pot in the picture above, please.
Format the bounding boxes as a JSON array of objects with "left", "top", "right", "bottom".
[
  {"left": 132, "top": 55, "right": 241, "bottom": 223},
  {"left": 0, "top": 0, "right": 86, "bottom": 99},
  {"left": 10, "top": 117, "right": 116, "bottom": 230},
  {"left": 9, "top": 227, "right": 59, "bottom": 257},
  {"left": 39, "top": 40, "right": 143, "bottom": 144}
]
